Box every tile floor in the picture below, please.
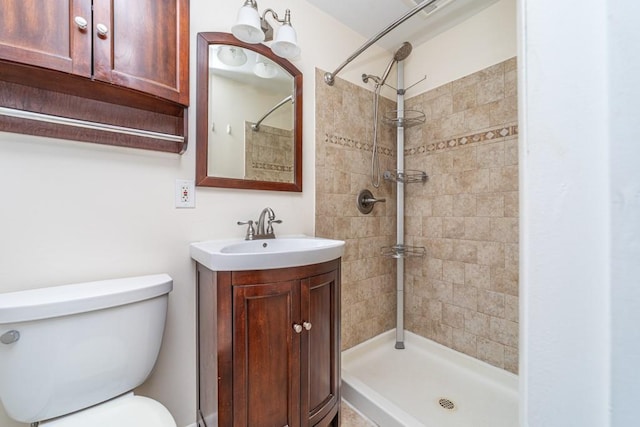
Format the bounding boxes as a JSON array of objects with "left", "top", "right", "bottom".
[{"left": 340, "top": 400, "right": 376, "bottom": 427}]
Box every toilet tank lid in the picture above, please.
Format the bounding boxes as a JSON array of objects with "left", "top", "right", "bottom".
[{"left": 0, "top": 274, "right": 172, "bottom": 324}]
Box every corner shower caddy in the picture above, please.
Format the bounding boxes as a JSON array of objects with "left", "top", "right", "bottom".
[{"left": 379, "top": 64, "right": 427, "bottom": 349}]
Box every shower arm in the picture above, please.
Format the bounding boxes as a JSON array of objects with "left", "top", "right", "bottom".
[
  {"left": 251, "top": 95, "right": 294, "bottom": 131},
  {"left": 323, "top": 0, "right": 438, "bottom": 86}
]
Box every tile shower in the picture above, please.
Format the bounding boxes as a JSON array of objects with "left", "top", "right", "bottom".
[{"left": 315, "top": 57, "right": 519, "bottom": 374}]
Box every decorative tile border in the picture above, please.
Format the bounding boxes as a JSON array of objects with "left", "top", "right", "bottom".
[
  {"left": 251, "top": 162, "right": 292, "bottom": 172},
  {"left": 405, "top": 124, "right": 518, "bottom": 156},
  {"left": 324, "top": 133, "right": 395, "bottom": 157},
  {"left": 325, "top": 124, "right": 517, "bottom": 158}
]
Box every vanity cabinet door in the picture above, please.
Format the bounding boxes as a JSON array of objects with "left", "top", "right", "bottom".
[
  {"left": 93, "top": 0, "right": 189, "bottom": 105},
  {"left": 0, "top": 0, "right": 92, "bottom": 76},
  {"left": 232, "top": 280, "right": 302, "bottom": 427},
  {"left": 303, "top": 270, "right": 341, "bottom": 426}
]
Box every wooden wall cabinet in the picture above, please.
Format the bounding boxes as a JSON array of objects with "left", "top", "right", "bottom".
[
  {"left": 0, "top": 0, "right": 189, "bottom": 153},
  {"left": 197, "top": 259, "right": 341, "bottom": 427}
]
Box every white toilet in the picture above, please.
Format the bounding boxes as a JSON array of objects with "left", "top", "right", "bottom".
[{"left": 0, "top": 274, "right": 177, "bottom": 427}]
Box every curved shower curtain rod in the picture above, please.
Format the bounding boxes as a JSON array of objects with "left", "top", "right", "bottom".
[
  {"left": 323, "top": 0, "right": 439, "bottom": 86},
  {"left": 251, "top": 95, "right": 294, "bottom": 131}
]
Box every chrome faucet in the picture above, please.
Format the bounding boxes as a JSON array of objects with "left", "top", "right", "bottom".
[
  {"left": 255, "top": 207, "right": 282, "bottom": 239},
  {"left": 238, "top": 207, "right": 282, "bottom": 240}
]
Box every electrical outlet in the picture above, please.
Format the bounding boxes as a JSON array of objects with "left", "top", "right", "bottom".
[{"left": 175, "top": 179, "right": 195, "bottom": 208}]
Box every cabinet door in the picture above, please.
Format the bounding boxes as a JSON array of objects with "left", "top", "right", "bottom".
[
  {"left": 0, "top": 0, "right": 91, "bottom": 76},
  {"left": 302, "top": 269, "right": 341, "bottom": 426},
  {"left": 233, "top": 280, "right": 301, "bottom": 427},
  {"left": 93, "top": 0, "right": 189, "bottom": 105}
]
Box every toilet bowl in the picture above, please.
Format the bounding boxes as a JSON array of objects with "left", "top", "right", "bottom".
[{"left": 0, "top": 274, "right": 177, "bottom": 426}]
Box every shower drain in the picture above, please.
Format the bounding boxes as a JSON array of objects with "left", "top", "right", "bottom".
[{"left": 438, "top": 397, "right": 457, "bottom": 412}]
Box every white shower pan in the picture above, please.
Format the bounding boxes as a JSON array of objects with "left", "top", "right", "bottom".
[{"left": 342, "top": 330, "right": 518, "bottom": 426}]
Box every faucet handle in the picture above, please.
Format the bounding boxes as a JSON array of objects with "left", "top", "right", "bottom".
[
  {"left": 237, "top": 220, "right": 255, "bottom": 240},
  {"left": 266, "top": 219, "right": 282, "bottom": 234}
]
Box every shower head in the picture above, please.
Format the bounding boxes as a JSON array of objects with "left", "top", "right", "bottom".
[
  {"left": 378, "top": 42, "right": 413, "bottom": 87},
  {"left": 394, "top": 41, "right": 413, "bottom": 61}
]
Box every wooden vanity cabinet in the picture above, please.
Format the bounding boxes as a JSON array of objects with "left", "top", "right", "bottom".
[
  {"left": 197, "top": 259, "right": 341, "bottom": 427},
  {"left": 0, "top": 0, "right": 189, "bottom": 105},
  {"left": 0, "top": 0, "right": 189, "bottom": 152}
]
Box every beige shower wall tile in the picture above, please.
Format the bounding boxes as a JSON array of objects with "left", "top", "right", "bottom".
[
  {"left": 423, "top": 216, "right": 443, "bottom": 238},
  {"left": 443, "top": 303, "right": 466, "bottom": 329},
  {"left": 443, "top": 217, "right": 465, "bottom": 239},
  {"left": 464, "top": 217, "right": 491, "bottom": 241},
  {"left": 477, "top": 141, "right": 505, "bottom": 169},
  {"left": 406, "top": 195, "right": 432, "bottom": 217},
  {"left": 451, "top": 146, "right": 477, "bottom": 172},
  {"left": 490, "top": 165, "right": 518, "bottom": 192},
  {"left": 453, "top": 83, "right": 477, "bottom": 112},
  {"left": 464, "top": 310, "right": 489, "bottom": 337},
  {"left": 463, "top": 102, "right": 494, "bottom": 132},
  {"left": 490, "top": 217, "right": 519, "bottom": 243},
  {"left": 465, "top": 263, "right": 491, "bottom": 289},
  {"left": 477, "top": 241, "right": 506, "bottom": 267},
  {"left": 478, "top": 290, "right": 505, "bottom": 318},
  {"left": 476, "top": 193, "right": 505, "bottom": 217},
  {"left": 424, "top": 257, "right": 444, "bottom": 281},
  {"left": 452, "top": 328, "right": 478, "bottom": 356},
  {"left": 489, "top": 317, "right": 519, "bottom": 348},
  {"left": 490, "top": 96, "right": 518, "bottom": 124},
  {"left": 432, "top": 195, "right": 453, "bottom": 217},
  {"left": 491, "top": 265, "right": 519, "bottom": 296},
  {"left": 452, "top": 240, "right": 477, "bottom": 263},
  {"left": 505, "top": 294, "right": 519, "bottom": 322},
  {"left": 504, "top": 346, "right": 518, "bottom": 374},
  {"left": 453, "top": 283, "right": 477, "bottom": 310},
  {"left": 504, "top": 138, "right": 519, "bottom": 166},
  {"left": 476, "top": 75, "right": 504, "bottom": 105},
  {"left": 431, "top": 279, "right": 454, "bottom": 304},
  {"left": 477, "top": 337, "right": 504, "bottom": 368},
  {"left": 452, "top": 193, "right": 477, "bottom": 216},
  {"left": 443, "top": 260, "right": 465, "bottom": 285}
]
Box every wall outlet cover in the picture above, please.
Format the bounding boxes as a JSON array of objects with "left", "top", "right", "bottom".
[{"left": 175, "top": 179, "right": 195, "bottom": 208}]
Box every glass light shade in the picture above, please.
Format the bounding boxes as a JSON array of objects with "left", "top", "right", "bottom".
[
  {"left": 217, "top": 46, "right": 248, "bottom": 66},
  {"left": 231, "top": 5, "right": 264, "bottom": 43},
  {"left": 254, "top": 60, "right": 278, "bottom": 78},
  {"left": 271, "top": 24, "right": 300, "bottom": 59}
]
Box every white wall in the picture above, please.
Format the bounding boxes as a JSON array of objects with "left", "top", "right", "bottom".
[
  {"left": 519, "top": 0, "right": 640, "bottom": 425},
  {"left": 0, "top": 1, "right": 389, "bottom": 427}
]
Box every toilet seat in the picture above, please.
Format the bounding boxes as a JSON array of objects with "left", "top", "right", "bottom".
[{"left": 40, "top": 393, "right": 176, "bottom": 427}]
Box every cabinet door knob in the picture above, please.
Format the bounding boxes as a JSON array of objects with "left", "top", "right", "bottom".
[
  {"left": 74, "top": 16, "right": 88, "bottom": 30},
  {"left": 293, "top": 324, "right": 303, "bottom": 334},
  {"left": 303, "top": 321, "right": 312, "bottom": 331},
  {"left": 96, "top": 23, "right": 109, "bottom": 37}
]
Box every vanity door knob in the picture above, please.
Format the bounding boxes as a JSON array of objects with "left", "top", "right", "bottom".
[
  {"left": 74, "top": 16, "right": 88, "bottom": 30},
  {"left": 303, "top": 321, "right": 312, "bottom": 331},
  {"left": 293, "top": 324, "right": 303, "bottom": 334},
  {"left": 96, "top": 23, "right": 109, "bottom": 37}
]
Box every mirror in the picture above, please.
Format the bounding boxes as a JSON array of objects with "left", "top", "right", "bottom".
[{"left": 196, "top": 32, "right": 302, "bottom": 191}]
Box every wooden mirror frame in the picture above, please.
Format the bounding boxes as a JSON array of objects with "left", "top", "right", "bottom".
[{"left": 196, "top": 32, "right": 303, "bottom": 191}]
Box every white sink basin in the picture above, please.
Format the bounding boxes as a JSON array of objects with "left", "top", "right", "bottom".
[{"left": 190, "top": 235, "right": 345, "bottom": 271}]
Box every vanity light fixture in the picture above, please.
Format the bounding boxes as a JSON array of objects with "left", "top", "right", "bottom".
[
  {"left": 216, "top": 46, "right": 248, "bottom": 66},
  {"left": 231, "top": 0, "right": 301, "bottom": 59}
]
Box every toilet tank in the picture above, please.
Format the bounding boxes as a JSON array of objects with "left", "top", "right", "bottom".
[{"left": 0, "top": 274, "right": 173, "bottom": 424}]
